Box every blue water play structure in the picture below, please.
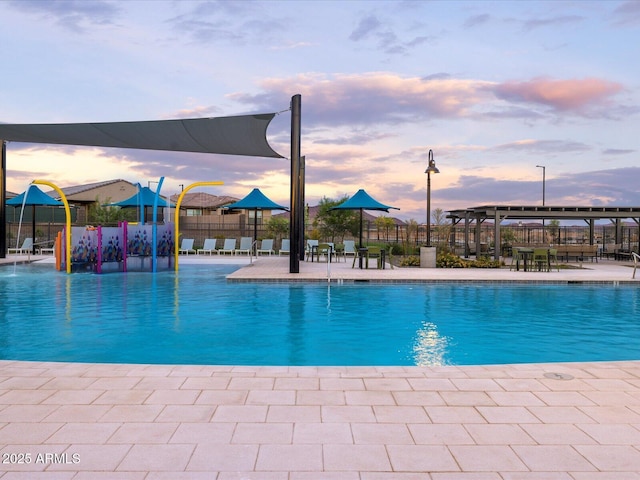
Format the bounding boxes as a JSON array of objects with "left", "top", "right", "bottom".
[{"left": 67, "top": 221, "right": 174, "bottom": 273}]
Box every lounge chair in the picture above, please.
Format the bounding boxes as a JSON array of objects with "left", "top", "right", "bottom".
[
  {"left": 305, "top": 239, "right": 318, "bottom": 260},
  {"left": 235, "top": 237, "right": 253, "bottom": 255},
  {"left": 219, "top": 238, "right": 236, "bottom": 255},
  {"left": 278, "top": 239, "right": 290, "bottom": 256},
  {"left": 178, "top": 238, "right": 196, "bottom": 255},
  {"left": 343, "top": 240, "right": 356, "bottom": 258},
  {"left": 8, "top": 237, "right": 33, "bottom": 255},
  {"left": 633, "top": 252, "right": 640, "bottom": 279},
  {"left": 257, "top": 239, "right": 275, "bottom": 256},
  {"left": 197, "top": 238, "right": 218, "bottom": 255},
  {"left": 548, "top": 248, "right": 560, "bottom": 272}
]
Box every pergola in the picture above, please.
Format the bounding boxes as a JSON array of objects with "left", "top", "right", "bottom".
[{"left": 448, "top": 205, "right": 640, "bottom": 260}]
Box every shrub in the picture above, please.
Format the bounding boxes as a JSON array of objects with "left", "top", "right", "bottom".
[
  {"left": 436, "top": 252, "right": 501, "bottom": 268},
  {"left": 399, "top": 255, "right": 420, "bottom": 267}
]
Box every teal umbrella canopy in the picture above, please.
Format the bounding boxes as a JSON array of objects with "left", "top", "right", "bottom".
[
  {"left": 331, "top": 189, "right": 398, "bottom": 212},
  {"left": 225, "top": 188, "right": 288, "bottom": 242},
  {"left": 330, "top": 189, "right": 399, "bottom": 247},
  {"left": 109, "top": 186, "right": 172, "bottom": 208},
  {"left": 224, "top": 188, "right": 288, "bottom": 211},
  {"left": 7, "top": 185, "right": 63, "bottom": 254},
  {"left": 7, "top": 185, "right": 63, "bottom": 206}
]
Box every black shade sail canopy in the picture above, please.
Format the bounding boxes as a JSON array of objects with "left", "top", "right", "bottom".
[
  {"left": 331, "top": 189, "right": 399, "bottom": 248},
  {"left": 0, "top": 114, "right": 283, "bottom": 158}
]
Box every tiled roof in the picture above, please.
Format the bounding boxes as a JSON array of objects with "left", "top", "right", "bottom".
[{"left": 170, "top": 192, "right": 239, "bottom": 209}]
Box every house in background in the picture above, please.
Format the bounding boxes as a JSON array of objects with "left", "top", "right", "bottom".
[{"left": 51, "top": 179, "right": 140, "bottom": 224}]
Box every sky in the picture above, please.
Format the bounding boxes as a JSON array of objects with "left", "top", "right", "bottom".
[{"left": 1, "top": 0, "right": 639, "bottom": 222}]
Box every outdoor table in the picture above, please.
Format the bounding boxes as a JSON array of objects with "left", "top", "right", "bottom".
[
  {"left": 517, "top": 248, "right": 533, "bottom": 271},
  {"left": 352, "top": 247, "right": 386, "bottom": 269}
]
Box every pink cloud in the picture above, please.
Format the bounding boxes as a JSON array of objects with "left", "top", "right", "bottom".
[{"left": 494, "top": 78, "right": 623, "bottom": 111}]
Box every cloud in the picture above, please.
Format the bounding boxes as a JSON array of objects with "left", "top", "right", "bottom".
[
  {"left": 463, "top": 14, "right": 491, "bottom": 28},
  {"left": 521, "top": 15, "right": 584, "bottom": 32},
  {"left": 602, "top": 148, "right": 635, "bottom": 155},
  {"left": 493, "top": 77, "right": 623, "bottom": 113},
  {"left": 349, "top": 14, "right": 382, "bottom": 41},
  {"left": 8, "top": 0, "right": 120, "bottom": 33},
  {"left": 492, "top": 139, "right": 591, "bottom": 155},
  {"left": 231, "top": 73, "right": 496, "bottom": 126},
  {"left": 611, "top": 0, "right": 640, "bottom": 27}
]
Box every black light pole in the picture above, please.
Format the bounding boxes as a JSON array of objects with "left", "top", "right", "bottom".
[
  {"left": 536, "top": 164, "right": 546, "bottom": 231},
  {"left": 425, "top": 149, "right": 440, "bottom": 247}
]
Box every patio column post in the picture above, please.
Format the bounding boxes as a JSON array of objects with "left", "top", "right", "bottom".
[
  {"left": 0, "top": 140, "right": 6, "bottom": 258},
  {"left": 289, "top": 94, "right": 302, "bottom": 273}
]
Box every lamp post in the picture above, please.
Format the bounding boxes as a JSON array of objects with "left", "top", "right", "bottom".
[
  {"left": 536, "top": 164, "right": 546, "bottom": 232},
  {"left": 425, "top": 149, "right": 440, "bottom": 247},
  {"left": 535, "top": 165, "right": 546, "bottom": 206}
]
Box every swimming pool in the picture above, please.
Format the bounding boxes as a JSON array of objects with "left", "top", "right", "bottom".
[{"left": 2, "top": 263, "right": 639, "bottom": 366}]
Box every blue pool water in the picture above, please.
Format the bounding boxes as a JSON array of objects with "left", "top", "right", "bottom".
[{"left": 1, "top": 263, "right": 639, "bottom": 366}]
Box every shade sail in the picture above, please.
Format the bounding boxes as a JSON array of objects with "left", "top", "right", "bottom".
[
  {"left": 7, "top": 185, "right": 63, "bottom": 206},
  {"left": 224, "top": 188, "right": 288, "bottom": 211},
  {"left": 110, "top": 186, "right": 172, "bottom": 208},
  {"left": 0, "top": 114, "right": 283, "bottom": 158}
]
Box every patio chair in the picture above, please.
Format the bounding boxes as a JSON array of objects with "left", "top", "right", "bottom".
[
  {"left": 532, "top": 248, "right": 549, "bottom": 272},
  {"left": 234, "top": 236, "right": 253, "bottom": 255},
  {"left": 343, "top": 240, "right": 356, "bottom": 258},
  {"left": 315, "top": 243, "right": 334, "bottom": 262},
  {"left": 257, "top": 239, "right": 275, "bottom": 256},
  {"left": 366, "top": 246, "right": 384, "bottom": 269},
  {"left": 305, "top": 239, "right": 318, "bottom": 260},
  {"left": 548, "top": 248, "right": 560, "bottom": 272},
  {"left": 632, "top": 252, "right": 640, "bottom": 279},
  {"left": 8, "top": 237, "right": 33, "bottom": 255},
  {"left": 197, "top": 238, "right": 218, "bottom": 255},
  {"left": 509, "top": 247, "right": 523, "bottom": 271},
  {"left": 219, "top": 238, "right": 236, "bottom": 255},
  {"left": 178, "top": 238, "right": 195, "bottom": 255},
  {"left": 278, "top": 239, "right": 290, "bottom": 256}
]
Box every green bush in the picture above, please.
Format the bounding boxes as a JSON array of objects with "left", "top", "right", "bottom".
[{"left": 436, "top": 252, "right": 501, "bottom": 268}]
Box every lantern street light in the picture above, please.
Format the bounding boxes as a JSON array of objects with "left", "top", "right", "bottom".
[{"left": 425, "top": 149, "right": 440, "bottom": 247}]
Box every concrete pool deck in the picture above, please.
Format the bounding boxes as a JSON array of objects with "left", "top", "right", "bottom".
[{"left": 1, "top": 254, "right": 640, "bottom": 478}]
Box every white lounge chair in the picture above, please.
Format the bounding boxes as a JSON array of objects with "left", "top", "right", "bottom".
[
  {"left": 257, "top": 239, "right": 275, "bottom": 256},
  {"left": 633, "top": 252, "right": 640, "bottom": 279},
  {"left": 197, "top": 238, "right": 218, "bottom": 255},
  {"left": 8, "top": 237, "right": 33, "bottom": 255},
  {"left": 343, "top": 240, "right": 356, "bottom": 258},
  {"left": 279, "top": 239, "right": 290, "bottom": 256},
  {"left": 234, "top": 236, "right": 253, "bottom": 255},
  {"left": 178, "top": 238, "right": 196, "bottom": 255},
  {"left": 219, "top": 238, "right": 236, "bottom": 255}
]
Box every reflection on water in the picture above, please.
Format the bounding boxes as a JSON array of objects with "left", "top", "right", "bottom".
[{"left": 412, "top": 321, "right": 450, "bottom": 366}]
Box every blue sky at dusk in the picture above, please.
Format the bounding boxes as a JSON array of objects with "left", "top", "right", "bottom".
[{"left": 1, "top": 0, "right": 639, "bottom": 222}]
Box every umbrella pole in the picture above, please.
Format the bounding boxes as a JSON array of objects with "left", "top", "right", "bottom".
[
  {"left": 359, "top": 208, "right": 363, "bottom": 248},
  {"left": 32, "top": 204, "right": 36, "bottom": 255}
]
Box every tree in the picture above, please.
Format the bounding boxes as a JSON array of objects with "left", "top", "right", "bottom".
[
  {"left": 402, "top": 218, "right": 419, "bottom": 255},
  {"left": 87, "top": 196, "right": 137, "bottom": 225},
  {"left": 374, "top": 216, "right": 395, "bottom": 242},
  {"left": 266, "top": 216, "right": 289, "bottom": 243},
  {"left": 313, "top": 196, "right": 358, "bottom": 243},
  {"left": 432, "top": 208, "right": 451, "bottom": 246}
]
